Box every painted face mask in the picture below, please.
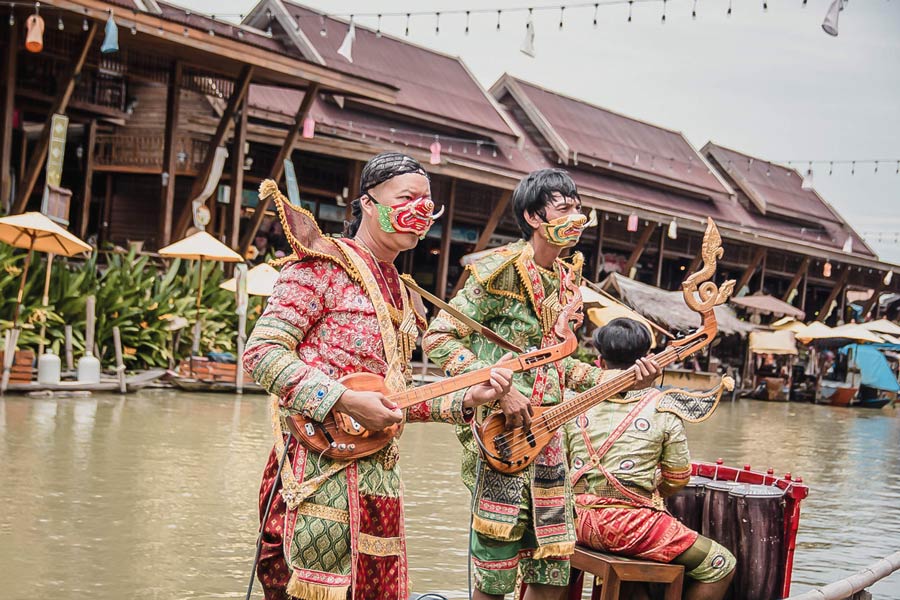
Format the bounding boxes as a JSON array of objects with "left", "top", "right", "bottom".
[
  {"left": 540, "top": 213, "right": 592, "bottom": 247},
  {"left": 371, "top": 195, "right": 444, "bottom": 239}
]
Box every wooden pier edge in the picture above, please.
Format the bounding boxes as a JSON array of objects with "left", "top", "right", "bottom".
[{"left": 785, "top": 550, "right": 900, "bottom": 600}]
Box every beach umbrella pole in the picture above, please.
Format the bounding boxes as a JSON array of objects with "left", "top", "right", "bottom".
[
  {"left": 192, "top": 259, "right": 204, "bottom": 357},
  {"left": 38, "top": 253, "right": 54, "bottom": 355},
  {"left": 12, "top": 237, "right": 36, "bottom": 327}
]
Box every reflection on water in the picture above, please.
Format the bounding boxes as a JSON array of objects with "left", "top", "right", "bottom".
[{"left": 1, "top": 393, "right": 899, "bottom": 599}]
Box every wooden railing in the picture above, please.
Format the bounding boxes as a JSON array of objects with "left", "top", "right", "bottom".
[
  {"left": 786, "top": 551, "right": 900, "bottom": 600},
  {"left": 94, "top": 132, "right": 211, "bottom": 173}
]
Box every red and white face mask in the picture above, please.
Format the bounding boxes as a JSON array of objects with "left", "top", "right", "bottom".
[{"left": 372, "top": 195, "right": 444, "bottom": 239}]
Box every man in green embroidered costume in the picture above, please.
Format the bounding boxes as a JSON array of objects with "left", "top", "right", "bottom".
[
  {"left": 423, "top": 169, "right": 660, "bottom": 600},
  {"left": 244, "top": 152, "right": 514, "bottom": 600},
  {"left": 564, "top": 318, "right": 736, "bottom": 599}
]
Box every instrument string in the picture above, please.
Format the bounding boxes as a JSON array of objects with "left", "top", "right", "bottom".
[{"left": 493, "top": 345, "right": 691, "bottom": 457}]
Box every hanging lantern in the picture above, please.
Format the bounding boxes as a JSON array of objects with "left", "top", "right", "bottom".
[
  {"left": 626, "top": 213, "right": 639, "bottom": 232},
  {"left": 429, "top": 140, "right": 442, "bottom": 165},
  {"left": 25, "top": 11, "right": 45, "bottom": 53},
  {"left": 842, "top": 235, "right": 853, "bottom": 254},
  {"left": 823, "top": 261, "right": 832, "bottom": 278},
  {"left": 101, "top": 12, "right": 119, "bottom": 54},
  {"left": 667, "top": 218, "right": 677, "bottom": 240},
  {"left": 822, "top": 0, "right": 844, "bottom": 36},
  {"left": 520, "top": 10, "right": 535, "bottom": 58},
  {"left": 336, "top": 18, "right": 355, "bottom": 63},
  {"left": 884, "top": 270, "right": 894, "bottom": 286},
  {"left": 301, "top": 117, "right": 315, "bottom": 139}
]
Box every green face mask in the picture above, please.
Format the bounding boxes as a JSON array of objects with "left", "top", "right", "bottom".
[{"left": 370, "top": 194, "right": 444, "bottom": 239}]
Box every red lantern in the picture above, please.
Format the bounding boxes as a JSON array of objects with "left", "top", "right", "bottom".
[
  {"left": 626, "top": 213, "right": 639, "bottom": 232},
  {"left": 26, "top": 14, "right": 45, "bottom": 53}
]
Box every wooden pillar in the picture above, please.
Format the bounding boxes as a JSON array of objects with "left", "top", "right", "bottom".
[
  {"left": 0, "top": 23, "right": 17, "bottom": 210},
  {"left": 759, "top": 252, "right": 767, "bottom": 293},
  {"left": 345, "top": 159, "right": 362, "bottom": 220},
  {"left": 735, "top": 247, "right": 766, "bottom": 294},
  {"left": 13, "top": 24, "right": 98, "bottom": 213},
  {"left": 159, "top": 61, "right": 182, "bottom": 248},
  {"left": 815, "top": 267, "right": 850, "bottom": 322},
  {"left": 782, "top": 257, "right": 810, "bottom": 303},
  {"left": 801, "top": 268, "right": 809, "bottom": 312},
  {"left": 228, "top": 100, "right": 248, "bottom": 250},
  {"left": 623, "top": 222, "right": 657, "bottom": 278},
  {"left": 173, "top": 65, "right": 254, "bottom": 239},
  {"left": 592, "top": 213, "right": 605, "bottom": 282},
  {"left": 450, "top": 188, "right": 512, "bottom": 297},
  {"left": 655, "top": 226, "right": 666, "bottom": 288},
  {"left": 77, "top": 120, "right": 97, "bottom": 239},
  {"left": 435, "top": 179, "right": 457, "bottom": 300},
  {"left": 240, "top": 83, "right": 319, "bottom": 257},
  {"left": 101, "top": 173, "right": 113, "bottom": 246}
]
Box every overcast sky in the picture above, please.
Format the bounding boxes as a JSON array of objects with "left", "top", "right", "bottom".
[{"left": 187, "top": 0, "right": 900, "bottom": 264}]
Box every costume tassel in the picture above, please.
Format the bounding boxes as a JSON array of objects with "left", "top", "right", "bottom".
[
  {"left": 532, "top": 541, "right": 575, "bottom": 560},
  {"left": 286, "top": 577, "right": 350, "bottom": 600},
  {"left": 472, "top": 514, "right": 516, "bottom": 539}
]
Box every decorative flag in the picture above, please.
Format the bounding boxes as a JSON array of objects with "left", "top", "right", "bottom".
[
  {"left": 337, "top": 20, "right": 355, "bottom": 63},
  {"left": 430, "top": 140, "right": 441, "bottom": 165},
  {"left": 101, "top": 12, "right": 119, "bottom": 54},
  {"left": 822, "top": 0, "right": 844, "bottom": 37},
  {"left": 26, "top": 14, "right": 45, "bottom": 53},
  {"left": 520, "top": 15, "right": 535, "bottom": 58},
  {"left": 627, "top": 213, "right": 639, "bottom": 232},
  {"left": 842, "top": 235, "right": 853, "bottom": 253},
  {"left": 302, "top": 117, "right": 315, "bottom": 139},
  {"left": 668, "top": 219, "right": 678, "bottom": 240}
]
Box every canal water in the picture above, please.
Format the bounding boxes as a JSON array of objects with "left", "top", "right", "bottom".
[{"left": 1, "top": 392, "right": 899, "bottom": 599}]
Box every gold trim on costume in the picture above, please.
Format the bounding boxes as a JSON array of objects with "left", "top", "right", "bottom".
[
  {"left": 296, "top": 502, "right": 350, "bottom": 523},
  {"left": 358, "top": 533, "right": 403, "bottom": 557}
]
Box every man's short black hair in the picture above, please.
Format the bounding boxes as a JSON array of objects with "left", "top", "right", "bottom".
[
  {"left": 592, "top": 318, "right": 652, "bottom": 369},
  {"left": 511, "top": 169, "right": 580, "bottom": 240}
]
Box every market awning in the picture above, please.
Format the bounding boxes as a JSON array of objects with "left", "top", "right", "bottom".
[
  {"left": 840, "top": 344, "right": 900, "bottom": 392},
  {"left": 796, "top": 322, "right": 884, "bottom": 344},
  {"left": 749, "top": 330, "right": 798, "bottom": 355},
  {"left": 730, "top": 293, "right": 805, "bottom": 320},
  {"left": 598, "top": 273, "right": 756, "bottom": 337},
  {"left": 861, "top": 319, "right": 900, "bottom": 337}
]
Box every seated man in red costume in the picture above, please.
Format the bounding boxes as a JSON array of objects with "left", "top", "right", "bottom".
[
  {"left": 244, "top": 152, "right": 514, "bottom": 600},
  {"left": 563, "top": 318, "right": 736, "bottom": 600}
]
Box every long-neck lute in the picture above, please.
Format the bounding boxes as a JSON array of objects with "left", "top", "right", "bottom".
[
  {"left": 473, "top": 218, "right": 736, "bottom": 475},
  {"left": 287, "top": 291, "right": 582, "bottom": 460}
]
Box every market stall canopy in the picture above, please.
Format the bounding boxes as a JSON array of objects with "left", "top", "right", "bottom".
[
  {"left": 158, "top": 231, "right": 243, "bottom": 263},
  {"left": 861, "top": 319, "right": 900, "bottom": 337},
  {"left": 796, "top": 322, "right": 884, "bottom": 344},
  {"left": 580, "top": 285, "right": 609, "bottom": 306},
  {"left": 220, "top": 263, "right": 279, "bottom": 296},
  {"left": 600, "top": 273, "right": 755, "bottom": 337},
  {"left": 749, "top": 330, "right": 798, "bottom": 355},
  {"left": 771, "top": 317, "right": 807, "bottom": 334},
  {"left": 840, "top": 344, "right": 900, "bottom": 393},
  {"left": 730, "top": 293, "right": 805, "bottom": 320},
  {"left": 0, "top": 212, "right": 91, "bottom": 257}
]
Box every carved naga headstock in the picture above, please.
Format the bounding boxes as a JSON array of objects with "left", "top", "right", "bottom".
[
  {"left": 552, "top": 266, "right": 585, "bottom": 342},
  {"left": 672, "top": 218, "right": 736, "bottom": 351}
]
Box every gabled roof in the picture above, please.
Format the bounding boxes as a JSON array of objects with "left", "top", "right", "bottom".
[
  {"left": 703, "top": 142, "right": 876, "bottom": 258},
  {"left": 243, "top": 1, "right": 517, "bottom": 139},
  {"left": 491, "top": 74, "right": 732, "bottom": 198}
]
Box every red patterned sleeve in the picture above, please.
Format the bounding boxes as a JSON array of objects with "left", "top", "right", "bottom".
[{"left": 243, "top": 260, "right": 347, "bottom": 421}]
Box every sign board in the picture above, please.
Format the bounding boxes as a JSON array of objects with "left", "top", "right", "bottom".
[{"left": 45, "top": 114, "right": 68, "bottom": 188}]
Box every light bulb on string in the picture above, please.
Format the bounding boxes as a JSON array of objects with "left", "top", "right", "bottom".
[
  {"left": 628, "top": 0, "right": 633, "bottom": 22},
  {"left": 896, "top": 161, "right": 899, "bottom": 174},
  {"left": 593, "top": 3, "right": 599, "bottom": 27},
  {"left": 57, "top": 16, "right": 63, "bottom": 30},
  {"left": 763, "top": 2, "right": 768, "bottom": 11},
  {"left": 435, "top": 12, "right": 440, "bottom": 35},
  {"left": 692, "top": 0, "right": 698, "bottom": 19},
  {"left": 132, "top": 23, "right": 137, "bottom": 35},
  {"left": 375, "top": 14, "right": 381, "bottom": 37},
  {"left": 465, "top": 10, "right": 470, "bottom": 34},
  {"left": 851, "top": 161, "right": 855, "bottom": 175},
  {"left": 874, "top": 161, "right": 879, "bottom": 174},
  {"left": 319, "top": 14, "right": 326, "bottom": 37},
  {"left": 661, "top": 0, "right": 667, "bottom": 23},
  {"left": 559, "top": 6, "right": 565, "bottom": 30},
  {"left": 405, "top": 13, "right": 410, "bottom": 36},
  {"left": 496, "top": 10, "right": 501, "bottom": 31},
  {"left": 829, "top": 161, "right": 834, "bottom": 175},
  {"left": 727, "top": 0, "right": 733, "bottom": 16}
]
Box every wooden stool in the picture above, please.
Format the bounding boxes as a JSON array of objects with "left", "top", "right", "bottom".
[{"left": 567, "top": 546, "right": 684, "bottom": 600}]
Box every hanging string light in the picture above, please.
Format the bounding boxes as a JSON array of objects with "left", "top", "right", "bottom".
[
  {"left": 496, "top": 9, "right": 502, "bottom": 31},
  {"left": 692, "top": 0, "right": 698, "bottom": 19},
  {"left": 627, "top": 0, "right": 633, "bottom": 22},
  {"left": 435, "top": 12, "right": 440, "bottom": 35},
  {"left": 57, "top": 15, "right": 63, "bottom": 30},
  {"left": 593, "top": 3, "right": 599, "bottom": 27},
  {"left": 8, "top": 3, "right": 14, "bottom": 27},
  {"left": 661, "top": 0, "right": 667, "bottom": 24},
  {"left": 559, "top": 6, "right": 565, "bottom": 30},
  {"left": 405, "top": 13, "right": 410, "bottom": 36},
  {"left": 319, "top": 14, "right": 326, "bottom": 36},
  {"left": 727, "top": 0, "right": 733, "bottom": 16},
  {"left": 375, "top": 14, "right": 382, "bottom": 37},
  {"left": 465, "top": 10, "right": 470, "bottom": 34}
]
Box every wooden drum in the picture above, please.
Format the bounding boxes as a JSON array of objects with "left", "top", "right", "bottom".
[
  {"left": 666, "top": 475, "right": 711, "bottom": 533},
  {"left": 729, "top": 484, "right": 786, "bottom": 600}
]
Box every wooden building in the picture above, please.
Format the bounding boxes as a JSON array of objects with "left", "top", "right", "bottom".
[{"left": 2, "top": 0, "right": 897, "bottom": 322}]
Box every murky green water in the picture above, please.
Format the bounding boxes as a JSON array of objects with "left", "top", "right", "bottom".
[{"left": 1, "top": 392, "right": 899, "bottom": 599}]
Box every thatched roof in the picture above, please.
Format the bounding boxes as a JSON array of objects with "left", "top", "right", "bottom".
[{"left": 600, "top": 273, "right": 756, "bottom": 337}]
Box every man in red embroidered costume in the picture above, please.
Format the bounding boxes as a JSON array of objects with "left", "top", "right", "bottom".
[
  {"left": 244, "top": 152, "right": 513, "bottom": 600},
  {"left": 563, "top": 318, "right": 736, "bottom": 599},
  {"left": 424, "top": 169, "right": 660, "bottom": 600}
]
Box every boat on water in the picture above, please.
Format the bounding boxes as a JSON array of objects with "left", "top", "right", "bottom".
[
  {"left": 4, "top": 368, "right": 166, "bottom": 395},
  {"left": 168, "top": 373, "right": 266, "bottom": 394}
]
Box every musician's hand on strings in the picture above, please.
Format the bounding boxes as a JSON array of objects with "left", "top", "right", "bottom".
[
  {"left": 499, "top": 387, "right": 533, "bottom": 431},
  {"left": 463, "top": 353, "right": 515, "bottom": 409},
  {"left": 631, "top": 356, "right": 662, "bottom": 390},
  {"left": 334, "top": 389, "right": 403, "bottom": 431}
]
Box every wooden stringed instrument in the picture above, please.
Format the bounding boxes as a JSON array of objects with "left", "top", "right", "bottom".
[
  {"left": 285, "top": 294, "right": 582, "bottom": 460},
  {"left": 473, "top": 218, "right": 736, "bottom": 475}
]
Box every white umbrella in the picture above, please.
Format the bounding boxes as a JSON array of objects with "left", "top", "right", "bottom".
[{"left": 220, "top": 263, "right": 279, "bottom": 297}]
